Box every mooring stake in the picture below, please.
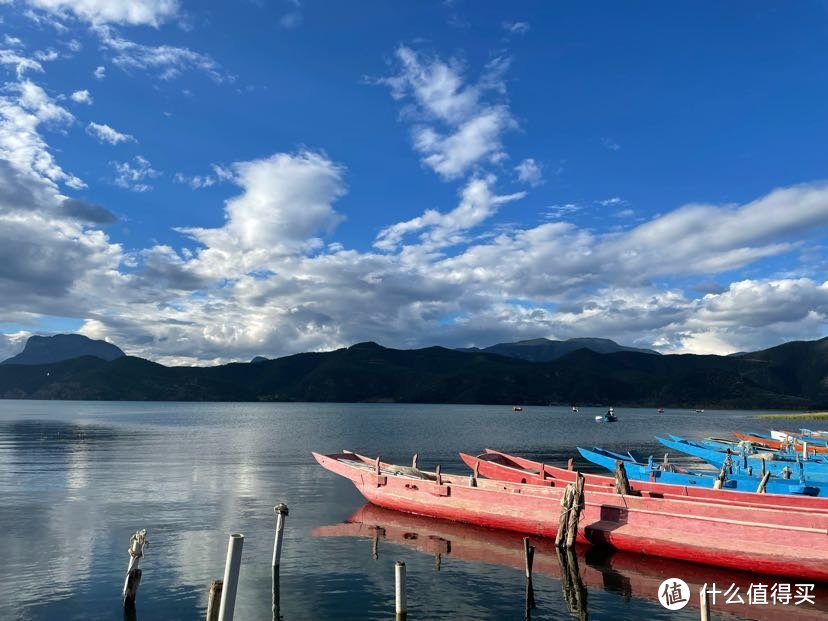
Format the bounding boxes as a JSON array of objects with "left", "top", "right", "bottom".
[
  {"left": 122, "top": 529, "right": 147, "bottom": 611},
  {"left": 272, "top": 503, "right": 289, "bottom": 569},
  {"left": 218, "top": 533, "right": 244, "bottom": 621},
  {"left": 395, "top": 560, "right": 407, "bottom": 620}
]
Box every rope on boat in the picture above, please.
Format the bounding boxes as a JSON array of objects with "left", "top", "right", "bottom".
[{"left": 555, "top": 473, "right": 585, "bottom": 549}]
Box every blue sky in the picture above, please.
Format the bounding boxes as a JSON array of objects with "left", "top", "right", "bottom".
[{"left": 1, "top": 1, "right": 827, "bottom": 365}]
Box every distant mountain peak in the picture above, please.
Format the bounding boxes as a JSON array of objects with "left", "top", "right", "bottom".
[
  {"left": 458, "top": 336, "right": 659, "bottom": 362},
  {"left": 1, "top": 333, "right": 125, "bottom": 366}
]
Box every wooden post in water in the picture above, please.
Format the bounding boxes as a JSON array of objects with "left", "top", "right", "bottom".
[
  {"left": 523, "top": 537, "right": 535, "bottom": 579},
  {"left": 713, "top": 464, "right": 727, "bottom": 490},
  {"left": 699, "top": 585, "right": 710, "bottom": 621},
  {"left": 206, "top": 580, "right": 223, "bottom": 621},
  {"left": 755, "top": 471, "right": 771, "bottom": 494},
  {"left": 218, "top": 533, "right": 244, "bottom": 621},
  {"left": 555, "top": 484, "right": 574, "bottom": 547},
  {"left": 566, "top": 458, "right": 574, "bottom": 471},
  {"left": 565, "top": 473, "right": 585, "bottom": 549},
  {"left": 614, "top": 461, "right": 631, "bottom": 495},
  {"left": 272, "top": 504, "right": 289, "bottom": 569},
  {"left": 524, "top": 575, "right": 535, "bottom": 621},
  {"left": 395, "top": 560, "right": 407, "bottom": 620},
  {"left": 122, "top": 529, "right": 147, "bottom": 611},
  {"left": 761, "top": 458, "right": 766, "bottom": 477}
]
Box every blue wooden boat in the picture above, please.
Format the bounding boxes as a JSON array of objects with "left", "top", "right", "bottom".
[
  {"left": 666, "top": 435, "right": 776, "bottom": 454},
  {"left": 656, "top": 436, "right": 828, "bottom": 480},
  {"left": 578, "top": 447, "right": 823, "bottom": 496}
]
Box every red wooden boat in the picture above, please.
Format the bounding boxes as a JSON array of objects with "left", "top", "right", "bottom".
[
  {"left": 734, "top": 432, "right": 828, "bottom": 454},
  {"left": 464, "top": 448, "right": 828, "bottom": 512},
  {"left": 313, "top": 450, "right": 828, "bottom": 581},
  {"left": 314, "top": 504, "right": 828, "bottom": 621}
]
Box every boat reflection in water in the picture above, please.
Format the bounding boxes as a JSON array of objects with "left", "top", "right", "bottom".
[{"left": 313, "top": 503, "right": 828, "bottom": 621}]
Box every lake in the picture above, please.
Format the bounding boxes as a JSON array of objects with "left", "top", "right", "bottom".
[{"left": 0, "top": 400, "right": 825, "bottom": 620}]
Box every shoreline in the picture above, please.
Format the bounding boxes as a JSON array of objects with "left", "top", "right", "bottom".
[{"left": 756, "top": 412, "right": 828, "bottom": 420}]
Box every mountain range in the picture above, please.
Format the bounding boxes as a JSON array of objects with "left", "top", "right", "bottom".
[
  {"left": 457, "top": 337, "right": 658, "bottom": 361},
  {"left": 0, "top": 334, "right": 827, "bottom": 408}
]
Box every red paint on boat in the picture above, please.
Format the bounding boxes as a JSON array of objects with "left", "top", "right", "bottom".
[
  {"left": 474, "top": 448, "right": 828, "bottom": 512},
  {"left": 313, "top": 450, "right": 828, "bottom": 581},
  {"left": 734, "top": 432, "right": 828, "bottom": 454}
]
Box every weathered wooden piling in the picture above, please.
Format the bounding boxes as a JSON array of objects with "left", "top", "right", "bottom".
[
  {"left": 555, "top": 484, "right": 574, "bottom": 547},
  {"left": 395, "top": 560, "right": 407, "bottom": 619},
  {"left": 614, "top": 460, "right": 631, "bottom": 495},
  {"left": 122, "top": 529, "right": 147, "bottom": 610},
  {"left": 700, "top": 585, "right": 710, "bottom": 621},
  {"left": 272, "top": 566, "right": 281, "bottom": 621},
  {"left": 565, "top": 474, "right": 585, "bottom": 548},
  {"left": 755, "top": 471, "right": 772, "bottom": 494},
  {"left": 206, "top": 580, "right": 223, "bottom": 621},
  {"left": 524, "top": 576, "right": 535, "bottom": 621},
  {"left": 218, "top": 533, "right": 244, "bottom": 621},
  {"left": 272, "top": 503, "right": 289, "bottom": 568},
  {"left": 713, "top": 463, "right": 727, "bottom": 489},
  {"left": 566, "top": 458, "right": 574, "bottom": 471},
  {"left": 523, "top": 537, "right": 535, "bottom": 579}
]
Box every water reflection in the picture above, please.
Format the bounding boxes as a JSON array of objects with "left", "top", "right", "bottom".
[{"left": 315, "top": 503, "right": 828, "bottom": 621}]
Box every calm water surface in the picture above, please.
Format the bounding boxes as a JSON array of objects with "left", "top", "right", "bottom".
[{"left": 0, "top": 401, "right": 825, "bottom": 620}]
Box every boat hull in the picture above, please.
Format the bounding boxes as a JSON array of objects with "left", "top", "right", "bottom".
[{"left": 314, "top": 451, "right": 828, "bottom": 581}]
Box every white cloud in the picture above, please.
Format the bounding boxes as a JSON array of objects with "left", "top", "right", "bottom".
[
  {"left": 33, "top": 49, "right": 58, "bottom": 61},
  {"left": 177, "top": 151, "right": 346, "bottom": 268},
  {"left": 4, "top": 35, "right": 24, "bottom": 47},
  {"left": 94, "top": 25, "right": 226, "bottom": 83},
  {"left": 602, "top": 137, "right": 621, "bottom": 151},
  {"left": 27, "top": 179, "right": 826, "bottom": 364},
  {"left": 24, "top": 0, "right": 179, "bottom": 27},
  {"left": 502, "top": 21, "right": 530, "bottom": 35},
  {"left": 93, "top": 65, "right": 105, "bottom": 79},
  {"left": 70, "top": 89, "right": 92, "bottom": 104},
  {"left": 173, "top": 164, "right": 233, "bottom": 190},
  {"left": 0, "top": 49, "right": 44, "bottom": 76},
  {"left": 375, "top": 175, "right": 524, "bottom": 251},
  {"left": 598, "top": 196, "right": 624, "bottom": 206},
  {"left": 86, "top": 121, "right": 134, "bottom": 144},
  {"left": 0, "top": 79, "right": 85, "bottom": 189},
  {"left": 112, "top": 155, "right": 160, "bottom": 191},
  {"left": 378, "top": 47, "right": 517, "bottom": 180},
  {"left": 515, "top": 158, "right": 542, "bottom": 186}
]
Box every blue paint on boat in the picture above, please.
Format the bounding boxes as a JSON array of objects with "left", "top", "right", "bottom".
[{"left": 578, "top": 446, "right": 825, "bottom": 496}]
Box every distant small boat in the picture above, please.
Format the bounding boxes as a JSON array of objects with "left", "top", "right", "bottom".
[
  {"left": 512, "top": 406, "right": 523, "bottom": 412},
  {"left": 571, "top": 406, "right": 579, "bottom": 413},
  {"left": 657, "top": 408, "right": 664, "bottom": 414},
  {"left": 694, "top": 409, "right": 705, "bottom": 413},
  {"left": 596, "top": 407, "right": 618, "bottom": 423}
]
